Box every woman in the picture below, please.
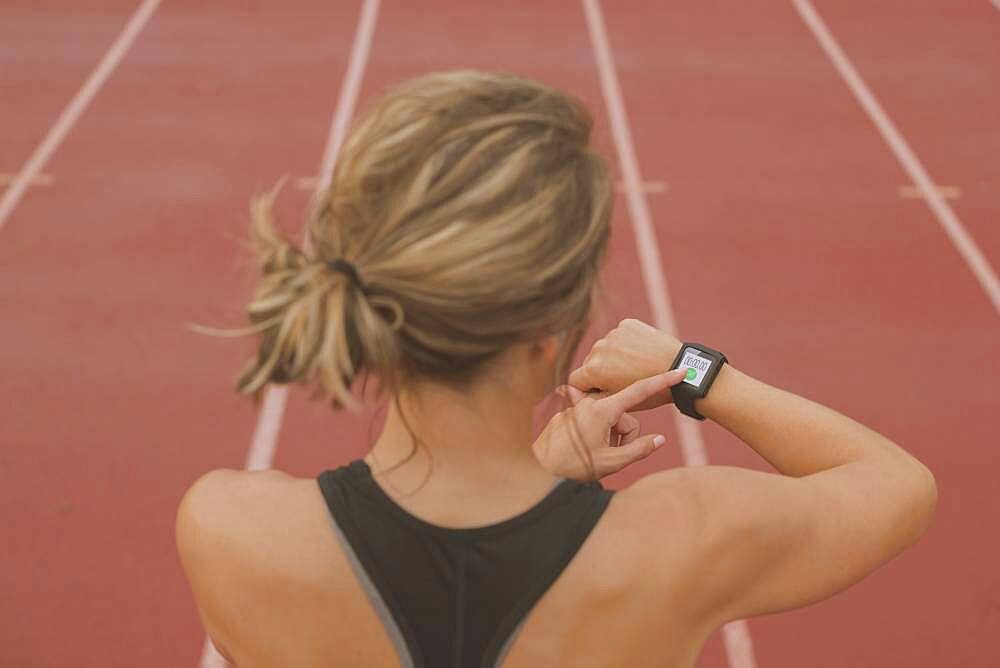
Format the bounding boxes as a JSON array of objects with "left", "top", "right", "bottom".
[{"left": 177, "top": 71, "right": 936, "bottom": 667}]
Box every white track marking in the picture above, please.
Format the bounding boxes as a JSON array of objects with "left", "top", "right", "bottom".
[
  {"left": 794, "top": 0, "right": 1000, "bottom": 315},
  {"left": 197, "top": 3, "right": 381, "bottom": 666},
  {"left": 581, "top": 0, "right": 676, "bottom": 336},
  {"left": 0, "top": 0, "right": 162, "bottom": 231},
  {"left": 992, "top": 0, "right": 1000, "bottom": 11},
  {"left": 243, "top": 387, "right": 291, "bottom": 471},
  {"left": 614, "top": 179, "right": 668, "bottom": 194},
  {"left": 581, "top": 2, "right": 758, "bottom": 667},
  {"left": 316, "top": 0, "right": 380, "bottom": 189},
  {"left": 0, "top": 172, "right": 54, "bottom": 187},
  {"left": 898, "top": 184, "right": 960, "bottom": 200}
]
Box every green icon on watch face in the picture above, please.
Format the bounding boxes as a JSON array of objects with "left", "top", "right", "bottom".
[{"left": 685, "top": 368, "right": 697, "bottom": 381}]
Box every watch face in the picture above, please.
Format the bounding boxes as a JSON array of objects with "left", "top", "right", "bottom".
[{"left": 679, "top": 347, "right": 713, "bottom": 388}]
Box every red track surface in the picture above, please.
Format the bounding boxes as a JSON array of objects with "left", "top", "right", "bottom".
[{"left": 2, "top": 2, "right": 998, "bottom": 666}]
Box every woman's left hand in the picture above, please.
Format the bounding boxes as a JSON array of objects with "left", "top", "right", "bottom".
[{"left": 532, "top": 369, "right": 686, "bottom": 481}]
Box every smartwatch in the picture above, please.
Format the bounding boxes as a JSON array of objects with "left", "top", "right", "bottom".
[{"left": 669, "top": 342, "right": 727, "bottom": 421}]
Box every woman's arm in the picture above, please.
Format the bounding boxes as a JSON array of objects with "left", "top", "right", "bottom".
[
  {"left": 569, "top": 319, "right": 938, "bottom": 621},
  {"left": 699, "top": 363, "right": 934, "bottom": 480}
]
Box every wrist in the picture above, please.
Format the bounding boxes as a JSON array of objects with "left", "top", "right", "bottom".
[
  {"left": 694, "top": 362, "right": 744, "bottom": 420},
  {"left": 660, "top": 337, "right": 683, "bottom": 373}
]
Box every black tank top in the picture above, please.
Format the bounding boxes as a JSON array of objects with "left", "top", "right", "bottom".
[{"left": 317, "top": 460, "right": 614, "bottom": 668}]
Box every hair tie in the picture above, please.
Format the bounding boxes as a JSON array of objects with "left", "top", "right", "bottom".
[{"left": 327, "top": 258, "right": 364, "bottom": 290}]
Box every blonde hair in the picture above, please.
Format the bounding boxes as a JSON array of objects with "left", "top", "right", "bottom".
[{"left": 237, "top": 70, "right": 612, "bottom": 414}]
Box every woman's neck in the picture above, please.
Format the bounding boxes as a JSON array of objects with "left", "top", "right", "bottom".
[{"left": 363, "top": 377, "right": 559, "bottom": 520}]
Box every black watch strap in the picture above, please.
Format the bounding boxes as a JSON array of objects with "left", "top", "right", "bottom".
[{"left": 671, "top": 385, "right": 706, "bottom": 421}]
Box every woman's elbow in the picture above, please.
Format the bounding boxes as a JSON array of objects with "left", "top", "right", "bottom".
[
  {"left": 916, "top": 462, "right": 938, "bottom": 529},
  {"left": 900, "top": 460, "right": 938, "bottom": 544}
]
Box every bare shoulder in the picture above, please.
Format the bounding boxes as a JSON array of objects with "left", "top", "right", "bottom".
[
  {"left": 176, "top": 468, "right": 334, "bottom": 586},
  {"left": 177, "top": 468, "right": 309, "bottom": 517},
  {"left": 176, "top": 468, "right": 377, "bottom": 662},
  {"left": 177, "top": 468, "right": 308, "bottom": 541},
  {"left": 614, "top": 466, "right": 726, "bottom": 542},
  {"left": 594, "top": 469, "right": 724, "bottom": 607}
]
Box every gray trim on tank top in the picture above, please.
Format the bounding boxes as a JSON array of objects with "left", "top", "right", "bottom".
[
  {"left": 493, "top": 618, "right": 526, "bottom": 667},
  {"left": 325, "top": 513, "right": 415, "bottom": 668}
]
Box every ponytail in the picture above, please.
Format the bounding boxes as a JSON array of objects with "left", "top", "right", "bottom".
[{"left": 235, "top": 183, "right": 402, "bottom": 411}]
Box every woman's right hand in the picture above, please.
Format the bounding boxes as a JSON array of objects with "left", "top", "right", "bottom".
[
  {"left": 568, "top": 319, "right": 682, "bottom": 411},
  {"left": 534, "top": 370, "right": 688, "bottom": 480}
]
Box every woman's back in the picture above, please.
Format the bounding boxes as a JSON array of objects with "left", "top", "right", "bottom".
[{"left": 178, "top": 464, "right": 719, "bottom": 668}]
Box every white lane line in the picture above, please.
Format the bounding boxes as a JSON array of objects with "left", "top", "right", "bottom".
[
  {"left": 581, "top": 2, "right": 758, "bottom": 668},
  {"left": 0, "top": 172, "right": 54, "bottom": 187},
  {"left": 0, "top": 0, "right": 162, "bottom": 231},
  {"left": 794, "top": 0, "right": 1000, "bottom": 316},
  {"left": 992, "top": 0, "right": 1000, "bottom": 11},
  {"left": 581, "top": 0, "right": 677, "bottom": 337},
  {"left": 898, "top": 184, "right": 960, "bottom": 200},
  {"left": 316, "top": 0, "right": 380, "bottom": 189},
  {"left": 197, "top": 3, "right": 381, "bottom": 666},
  {"left": 242, "top": 387, "right": 291, "bottom": 472}
]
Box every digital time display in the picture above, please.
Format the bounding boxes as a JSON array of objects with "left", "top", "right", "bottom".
[{"left": 678, "top": 347, "right": 713, "bottom": 388}]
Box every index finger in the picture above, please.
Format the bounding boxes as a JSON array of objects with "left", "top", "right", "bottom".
[{"left": 597, "top": 368, "right": 687, "bottom": 420}]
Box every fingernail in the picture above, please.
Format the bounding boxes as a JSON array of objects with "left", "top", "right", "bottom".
[{"left": 653, "top": 435, "right": 666, "bottom": 448}]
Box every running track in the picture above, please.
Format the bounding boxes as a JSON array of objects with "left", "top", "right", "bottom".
[{"left": 1, "top": 2, "right": 998, "bottom": 666}]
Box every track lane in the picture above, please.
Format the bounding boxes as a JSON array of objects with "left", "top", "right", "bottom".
[
  {"left": 796, "top": 0, "right": 1000, "bottom": 314},
  {"left": 0, "top": 2, "right": 365, "bottom": 664},
  {"left": 6, "top": 2, "right": 992, "bottom": 666},
  {"left": 601, "top": 1, "right": 999, "bottom": 665},
  {"left": 0, "top": 0, "right": 163, "bottom": 230},
  {"left": 0, "top": 2, "right": 138, "bottom": 174},
  {"left": 810, "top": 0, "right": 1000, "bottom": 295}
]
